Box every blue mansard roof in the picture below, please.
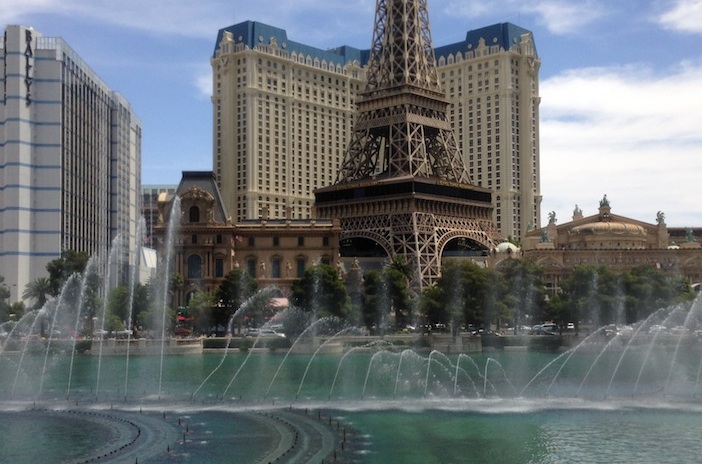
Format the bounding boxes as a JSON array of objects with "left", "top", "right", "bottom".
[
  {"left": 214, "top": 21, "right": 534, "bottom": 68},
  {"left": 214, "top": 21, "right": 370, "bottom": 67},
  {"left": 434, "top": 22, "right": 537, "bottom": 59}
]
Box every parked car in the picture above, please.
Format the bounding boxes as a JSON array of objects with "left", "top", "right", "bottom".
[
  {"left": 530, "top": 324, "right": 557, "bottom": 335},
  {"left": 540, "top": 323, "right": 558, "bottom": 334},
  {"left": 245, "top": 328, "right": 285, "bottom": 338},
  {"left": 173, "top": 327, "right": 192, "bottom": 336}
]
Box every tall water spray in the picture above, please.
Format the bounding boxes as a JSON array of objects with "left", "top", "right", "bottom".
[
  {"left": 123, "top": 218, "right": 146, "bottom": 401},
  {"left": 95, "top": 235, "right": 123, "bottom": 399},
  {"left": 157, "top": 196, "right": 181, "bottom": 399},
  {"left": 66, "top": 256, "right": 101, "bottom": 398}
]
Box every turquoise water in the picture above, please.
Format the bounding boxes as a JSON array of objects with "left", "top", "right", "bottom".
[
  {"left": 344, "top": 407, "right": 702, "bottom": 464},
  {"left": 2, "top": 348, "right": 702, "bottom": 462},
  {"left": 3, "top": 348, "right": 696, "bottom": 401}
]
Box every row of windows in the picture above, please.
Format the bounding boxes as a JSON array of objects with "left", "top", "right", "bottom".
[
  {"left": 245, "top": 255, "right": 331, "bottom": 278},
  {"left": 187, "top": 255, "right": 225, "bottom": 278},
  {"left": 244, "top": 235, "right": 330, "bottom": 247},
  {"left": 185, "top": 252, "right": 331, "bottom": 280}
]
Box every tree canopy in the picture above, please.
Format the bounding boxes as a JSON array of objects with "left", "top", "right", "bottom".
[{"left": 291, "top": 264, "right": 350, "bottom": 319}]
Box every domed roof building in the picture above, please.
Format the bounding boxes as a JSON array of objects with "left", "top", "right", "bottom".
[{"left": 521, "top": 195, "right": 701, "bottom": 294}]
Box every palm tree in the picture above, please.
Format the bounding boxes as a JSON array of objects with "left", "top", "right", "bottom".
[{"left": 23, "top": 277, "right": 52, "bottom": 309}]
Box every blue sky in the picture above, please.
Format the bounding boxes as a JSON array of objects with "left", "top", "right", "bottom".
[{"left": 2, "top": 0, "right": 701, "bottom": 228}]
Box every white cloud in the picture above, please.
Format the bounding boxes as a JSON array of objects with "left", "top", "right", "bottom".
[
  {"left": 0, "top": 0, "right": 59, "bottom": 24},
  {"left": 659, "top": 0, "right": 702, "bottom": 34},
  {"left": 528, "top": 0, "right": 605, "bottom": 35},
  {"left": 540, "top": 62, "right": 702, "bottom": 227},
  {"left": 438, "top": 0, "right": 606, "bottom": 35},
  {"left": 0, "top": 0, "right": 377, "bottom": 42},
  {"left": 195, "top": 65, "right": 212, "bottom": 99},
  {"left": 441, "top": 0, "right": 493, "bottom": 18}
]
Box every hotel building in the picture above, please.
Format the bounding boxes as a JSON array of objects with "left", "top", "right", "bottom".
[
  {"left": 211, "top": 21, "right": 540, "bottom": 241},
  {"left": 0, "top": 25, "right": 142, "bottom": 299}
]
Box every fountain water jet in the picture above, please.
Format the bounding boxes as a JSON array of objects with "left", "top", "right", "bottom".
[
  {"left": 95, "top": 235, "right": 123, "bottom": 399},
  {"left": 664, "top": 298, "right": 702, "bottom": 393},
  {"left": 38, "top": 274, "right": 79, "bottom": 398},
  {"left": 454, "top": 354, "right": 480, "bottom": 397},
  {"left": 296, "top": 325, "right": 360, "bottom": 400},
  {"left": 604, "top": 307, "right": 671, "bottom": 398},
  {"left": 157, "top": 196, "right": 180, "bottom": 399},
  {"left": 66, "top": 256, "right": 100, "bottom": 399},
  {"left": 123, "top": 219, "right": 146, "bottom": 401},
  {"left": 194, "top": 287, "right": 278, "bottom": 400},
  {"left": 263, "top": 317, "right": 330, "bottom": 400}
]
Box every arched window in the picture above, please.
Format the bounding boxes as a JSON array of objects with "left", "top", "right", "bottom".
[
  {"left": 296, "top": 257, "right": 306, "bottom": 277},
  {"left": 271, "top": 258, "right": 282, "bottom": 278},
  {"left": 247, "top": 257, "right": 257, "bottom": 277},
  {"left": 187, "top": 254, "right": 202, "bottom": 278},
  {"left": 189, "top": 206, "right": 200, "bottom": 223}
]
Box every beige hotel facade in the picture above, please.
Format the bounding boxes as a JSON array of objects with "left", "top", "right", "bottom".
[{"left": 211, "top": 21, "right": 541, "bottom": 242}]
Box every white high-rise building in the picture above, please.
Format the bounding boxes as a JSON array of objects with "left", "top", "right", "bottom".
[
  {"left": 0, "top": 25, "right": 142, "bottom": 300},
  {"left": 212, "top": 22, "right": 366, "bottom": 223},
  {"left": 435, "top": 23, "right": 541, "bottom": 241},
  {"left": 212, "top": 20, "right": 540, "bottom": 241}
]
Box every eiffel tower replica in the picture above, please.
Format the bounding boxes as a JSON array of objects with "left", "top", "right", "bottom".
[{"left": 315, "top": 0, "right": 500, "bottom": 291}]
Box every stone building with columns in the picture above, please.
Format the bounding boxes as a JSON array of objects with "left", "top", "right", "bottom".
[
  {"left": 522, "top": 195, "right": 702, "bottom": 294},
  {"left": 154, "top": 171, "right": 341, "bottom": 308}
]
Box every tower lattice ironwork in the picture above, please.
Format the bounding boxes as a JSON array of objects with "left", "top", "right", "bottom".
[{"left": 315, "top": 0, "right": 500, "bottom": 291}]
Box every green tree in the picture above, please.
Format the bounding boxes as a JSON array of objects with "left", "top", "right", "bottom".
[
  {"left": 418, "top": 284, "right": 441, "bottom": 324},
  {"left": 359, "top": 256, "right": 414, "bottom": 332},
  {"left": 623, "top": 265, "right": 695, "bottom": 323},
  {"left": 362, "top": 270, "right": 389, "bottom": 333},
  {"left": 497, "top": 258, "right": 547, "bottom": 332},
  {"left": 169, "top": 271, "right": 184, "bottom": 296},
  {"left": 216, "top": 269, "right": 258, "bottom": 332},
  {"left": 434, "top": 260, "right": 490, "bottom": 333},
  {"left": 291, "top": 264, "right": 349, "bottom": 319},
  {"left": 108, "top": 286, "right": 131, "bottom": 326},
  {"left": 46, "top": 250, "right": 89, "bottom": 296},
  {"left": 384, "top": 263, "right": 413, "bottom": 329},
  {"left": 561, "top": 265, "right": 621, "bottom": 330},
  {"left": 343, "top": 262, "right": 365, "bottom": 327},
  {"left": 22, "top": 277, "right": 53, "bottom": 310},
  {"left": 186, "top": 291, "right": 218, "bottom": 334},
  {"left": 0, "top": 275, "right": 11, "bottom": 323}
]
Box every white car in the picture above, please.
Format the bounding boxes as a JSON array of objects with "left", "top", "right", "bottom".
[
  {"left": 245, "top": 328, "right": 285, "bottom": 338},
  {"left": 670, "top": 326, "right": 689, "bottom": 335}
]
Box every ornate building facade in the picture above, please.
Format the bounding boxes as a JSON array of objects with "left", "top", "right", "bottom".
[
  {"left": 522, "top": 196, "right": 702, "bottom": 294},
  {"left": 155, "top": 172, "right": 341, "bottom": 307},
  {"left": 211, "top": 14, "right": 540, "bottom": 241}
]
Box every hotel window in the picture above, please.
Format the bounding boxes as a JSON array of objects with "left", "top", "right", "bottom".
[
  {"left": 247, "top": 258, "right": 257, "bottom": 277},
  {"left": 189, "top": 206, "right": 200, "bottom": 223},
  {"left": 215, "top": 258, "right": 224, "bottom": 277},
  {"left": 272, "top": 258, "right": 282, "bottom": 278},
  {"left": 296, "top": 258, "right": 306, "bottom": 277},
  {"left": 187, "top": 255, "right": 202, "bottom": 278}
]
